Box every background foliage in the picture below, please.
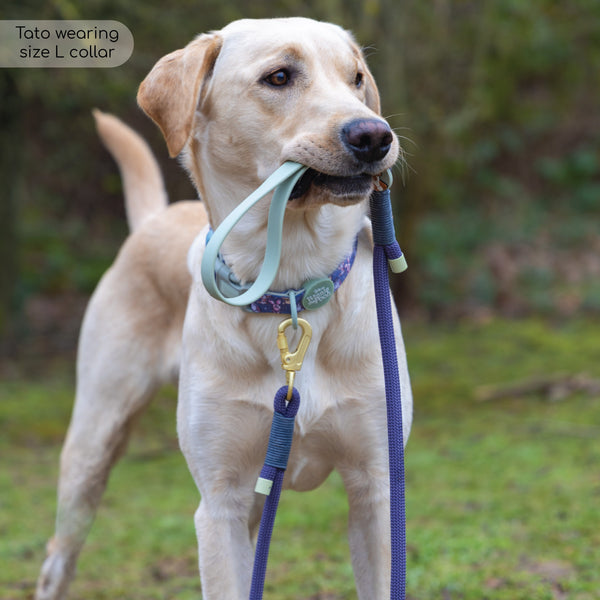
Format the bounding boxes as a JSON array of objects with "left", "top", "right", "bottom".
[{"left": 2, "top": 0, "right": 600, "bottom": 355}]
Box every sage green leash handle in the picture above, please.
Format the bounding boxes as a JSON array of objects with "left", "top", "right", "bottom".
[{"left": 201, "top": 161, "right": 308, "bottom": 307}]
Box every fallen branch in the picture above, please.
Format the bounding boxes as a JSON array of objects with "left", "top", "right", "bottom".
[{"left": 476, "top": 374, "right": 600, "bottom": 402}]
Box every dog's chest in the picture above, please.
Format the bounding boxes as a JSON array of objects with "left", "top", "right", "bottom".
[{"left": 279, "top": 374, "right": 388, "bottom": 493}]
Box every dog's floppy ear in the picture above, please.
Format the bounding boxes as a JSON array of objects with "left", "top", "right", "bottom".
[
  {"left": 362, "top": 65, "right": 381, "bottom": 115},
  {"left": 346, "top": 32, "right": 382, "bottom": 115},
  {"left": 137, "top": 33, "right": 222, "bottom": 157}
]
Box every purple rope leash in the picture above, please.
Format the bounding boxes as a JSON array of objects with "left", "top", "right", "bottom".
[
  {"left": 250, "top": 386, "right": 300, "bottom": 600},
  {"left": 370, "top": 185, "right": 407, "bottom": 600}
]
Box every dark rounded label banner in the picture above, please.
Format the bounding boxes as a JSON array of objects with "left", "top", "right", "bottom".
[{"left": 0, "top": 20, "right": 134, "bottom": 68}]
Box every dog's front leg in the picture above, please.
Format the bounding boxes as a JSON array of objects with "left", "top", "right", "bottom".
[
  {"left": 340, "top": 465, "right": 392, "bottom": 600},
  {"left": 178, "top": 389, "right": 270, "bottom": 599},
  {"left": 335, "top": 400, "right": 395, "bottom": 600},
  {"left": 187, "top": 445, "right": 264, "bottom": 599},
  {"left": 194, "top": 495, "right": 260, "bottom": 598}
]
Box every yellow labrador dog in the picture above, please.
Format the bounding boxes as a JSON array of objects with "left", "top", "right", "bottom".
[{"left": 36, "top": 17, "right": 412, "bottom": 600}]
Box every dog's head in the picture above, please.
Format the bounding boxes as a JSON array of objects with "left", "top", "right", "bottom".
[{"left": 138, "top": 17, "right": 399, "bottom": 220}]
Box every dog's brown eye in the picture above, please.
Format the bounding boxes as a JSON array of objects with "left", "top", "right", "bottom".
[
  {"left": 355, "top": 72, "right": 364, "bottom": 88},
  {"left": 265, "top": 69, "right": 290, "bottom": 87}
]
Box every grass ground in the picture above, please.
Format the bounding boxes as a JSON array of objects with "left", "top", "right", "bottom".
[{"left": 1, "top": 317, "right": 599, "bottom": 599}]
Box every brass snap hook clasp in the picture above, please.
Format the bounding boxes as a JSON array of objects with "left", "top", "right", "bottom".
[{"left": 276, "top": 317, "right": 312, "bottom": 400}]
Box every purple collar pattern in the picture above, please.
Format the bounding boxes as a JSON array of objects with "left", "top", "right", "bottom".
[
  {"left": 248, "top": 239, "right": 358, "bottom": 314},
  {"left": 208, "top": 231, "right": 358, "bottom": 314}
]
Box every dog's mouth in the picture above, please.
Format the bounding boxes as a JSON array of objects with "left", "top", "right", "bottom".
[{"left": 289, "top": 168, "right": 373, "bottom": 202}]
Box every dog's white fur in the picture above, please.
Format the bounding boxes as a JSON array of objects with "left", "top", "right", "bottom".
[{"left": 35, "top": 17, "right": 412, "bottom": 600}]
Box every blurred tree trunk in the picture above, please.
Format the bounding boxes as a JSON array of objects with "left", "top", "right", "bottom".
[
  {"left": 0, "top": 71, "right": 21, "bottom": 344},
  {"left": 373, "top": 0, "right": 421, "bottom": 313}
]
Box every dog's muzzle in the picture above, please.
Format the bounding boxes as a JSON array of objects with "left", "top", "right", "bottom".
[
  {"left": 289, "top": 118, "right": 393, "bottom": 200},
  {"left": 289, "top": 169, "right": 373, "bottom": 200}
]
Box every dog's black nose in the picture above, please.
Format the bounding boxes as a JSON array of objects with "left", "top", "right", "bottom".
[{"left": 341, "top": 119, "right": 393, "bottom": 163}]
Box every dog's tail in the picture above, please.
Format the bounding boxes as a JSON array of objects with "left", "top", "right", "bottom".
[{"left": 93, "top": 109, "right": 168, "bottom": 232}]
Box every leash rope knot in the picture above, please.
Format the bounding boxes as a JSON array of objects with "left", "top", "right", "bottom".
[
  {"left": 370, "top": 173, "right": 408, "bottom": 275},
  {"left": 250, "top": 387, "right": 301, "bottom": 599},
  {"left": 254, "top": 386, "right": 300, "bottom": 497}
]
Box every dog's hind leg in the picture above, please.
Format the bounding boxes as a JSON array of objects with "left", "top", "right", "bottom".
[
  {"left": 35, "top": 265, "right": 181, "bottom": 600},
  {"left": 35, "top": 111, "right": 198, "bottom": 599}
]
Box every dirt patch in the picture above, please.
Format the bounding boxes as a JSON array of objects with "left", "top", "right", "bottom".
[
  {"left": 150, "top": 555, "right": 198, "bottom": 582},
  {"left": 521, "top": 558, "right": 575, "bottom": 600}
]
